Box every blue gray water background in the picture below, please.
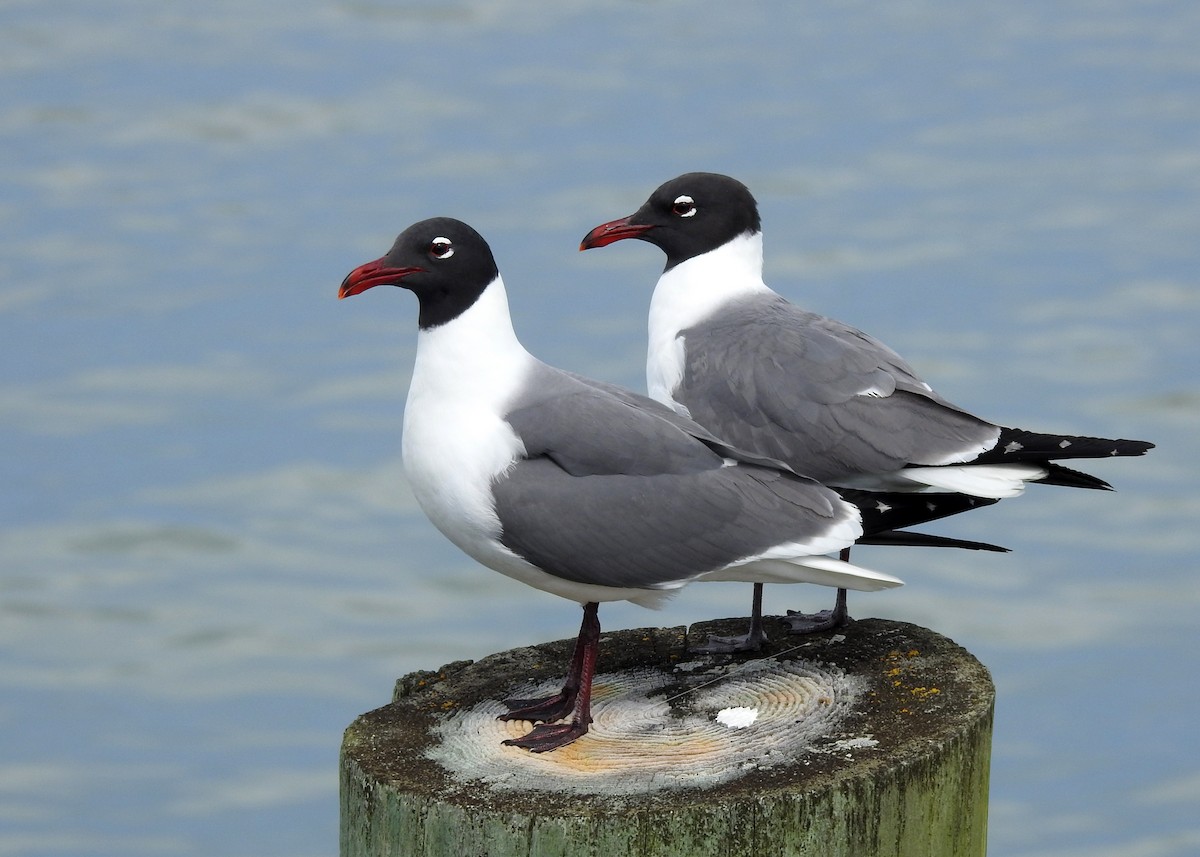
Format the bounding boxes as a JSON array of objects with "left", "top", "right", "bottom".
[{"left": 2, "top": 2, "right": 1197, "bottom": 855}]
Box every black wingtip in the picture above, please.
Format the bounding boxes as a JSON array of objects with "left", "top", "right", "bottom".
[
  {"left": 1036, "top": 463, "right": 1116, "bottom": 491},
  {"left": 858, "top": 529, "right": 1010, "bottom": 553},
  {"left": 839, "top": 489, "right": 1002, "bottom": 536},
  {"left": 980, "top": 428, "right": 1156, "bottom": 464}
]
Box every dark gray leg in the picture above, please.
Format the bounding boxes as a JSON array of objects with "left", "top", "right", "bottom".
[
  {"left": 695, "top": 582, "right": 770, "bottom": 654},
  {"left": 783, "top": 546, "right": 852, "bottom": 634}
]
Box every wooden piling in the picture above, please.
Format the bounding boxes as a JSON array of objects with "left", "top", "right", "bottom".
[{"left": 340, "top": 617, "right": 993, "bottom": 857}]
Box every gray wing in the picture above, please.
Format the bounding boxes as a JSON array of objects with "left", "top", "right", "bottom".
[
  {"left": 505, "top": 366, "right": 725, "bottom": 478},
  {"left": 495, "top": 365, "right": 850, "bottom": 589},
  {"left": 560, "top": 370, "right": 800, "bottom": 473},
  {"left": 676, "top": 295, "right": 1000, "bottom": 482}
]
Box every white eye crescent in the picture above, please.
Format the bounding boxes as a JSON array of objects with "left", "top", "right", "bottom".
[
  {"left": 672, "top": 195, "right": 697, "bottom": 217},
  {"left": 429, "top": 237, "right": 454, "bottom": 259}
]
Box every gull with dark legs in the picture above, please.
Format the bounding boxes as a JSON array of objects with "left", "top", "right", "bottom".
[{"left": 581, "top": 172, "right": 1154, "bottom": 641}]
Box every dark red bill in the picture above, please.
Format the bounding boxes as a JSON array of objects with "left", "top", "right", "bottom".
[
  {"left": 579, "top": 216, "right": 655, "bottom": 250},
  {"left": 338, "top": 259, "right": 425, "bottom": 299}
]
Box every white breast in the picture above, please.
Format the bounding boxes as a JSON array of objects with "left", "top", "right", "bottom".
[
  {"left": 401, "top": 278, "right": 531, "bottom": 567},
  {"left": 400, "top": 278, "right": 685, "bottom": 608},
  {"left": 646, "top": 231, "right": 772, "bottom": 409}
]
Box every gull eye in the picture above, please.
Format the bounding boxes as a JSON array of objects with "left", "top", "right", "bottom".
[
  {"left": 428, "top": 237, "right": 454, "bottom": 259},
  {"left": 672, "top": 195, "right": 697, "bottom": 218}
]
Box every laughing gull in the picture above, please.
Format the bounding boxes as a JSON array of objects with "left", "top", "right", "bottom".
[
  {"left": 339, "top": 217, "right": 1005, "bottom": 750},
  {"left": 580, "top": 172, "right": 1155, "bottom": 634}
]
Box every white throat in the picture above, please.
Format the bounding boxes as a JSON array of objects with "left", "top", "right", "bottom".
[
  {"left": 646, "top": 231, "right": 772, "bottom": 406},
  {"left": 407, "top": 275, "right": 531, "bottom": 410},
  {"left": 401, "top": 276, "right": 533, "bottom": 562}
]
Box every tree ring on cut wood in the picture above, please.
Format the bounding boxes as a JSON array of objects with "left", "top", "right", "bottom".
[
  {"left": 429, "top": 658, "right": 863, "bottom": 794},
  {"left": 345, "top": 617, "right": 993, "bottom": 818}
]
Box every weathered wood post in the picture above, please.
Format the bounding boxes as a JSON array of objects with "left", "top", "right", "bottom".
[{"left": 340, "top": 617, "right": 993, "bottom": 857}]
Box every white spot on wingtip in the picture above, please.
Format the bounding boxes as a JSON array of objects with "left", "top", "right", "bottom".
[
  {"left": 1004, "top": 441, "right": 1024, "bottom": 453},
  {"left": 873, "top": 501, "right": 892, "bottom": 513},
  {"left": 1059, "top": 439, "right": 1072, "bottom": 448},
  {"left": 716, "top": 707, "right": 758, "bottom": 729}
]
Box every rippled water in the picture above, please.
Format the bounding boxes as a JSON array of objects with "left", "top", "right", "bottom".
[{"left": 2, "top": 2, "right": 1197, "bottom": 855}]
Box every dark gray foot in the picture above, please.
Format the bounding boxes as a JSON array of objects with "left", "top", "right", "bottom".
[
  {"left": 784, "top": 588, "right": 848, "bottom": 635},
  {"left": 502, "top": 719, "right": 589, "bottom": 752},
  {"left": 696, "top": 582, "right": 768, "bottom": 653},
  {"left": 694, "top": 625, "right": 769, "bottom": 654},
  {"left": 783, "top": 608, "right": 844, "bottom": 634}
]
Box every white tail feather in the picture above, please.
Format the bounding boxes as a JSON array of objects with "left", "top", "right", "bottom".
[
  {"left": 698, "top": 555, "right": 903, "bottom": 591},
  {"left": 897, "top": 464, "right": 1048, "bottom": 498},
  {"left": 833, "top": 463, "right": 1049, "bottom": 497}
]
